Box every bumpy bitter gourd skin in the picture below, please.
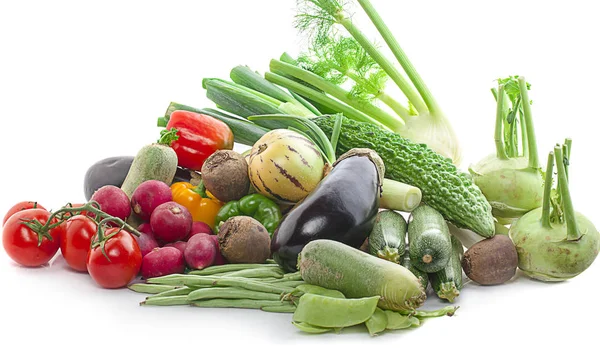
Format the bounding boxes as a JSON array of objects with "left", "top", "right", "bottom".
[{"left": 313, "top": 116, "right": 494, "bottom": 237}]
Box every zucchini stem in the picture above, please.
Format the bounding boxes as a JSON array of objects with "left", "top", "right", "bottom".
[
  {"left": 541, "top": 152, "right": 554, "bottom": 229},
  {"left": 357, "top": 0, "right": 439, "bottom": 115},
  {"left": 518, "top": 77, "right": 539, "bottom": 169},
  {"left": 495, "top": 84, "right": 508, "bottom": 159},
  {"left": 554, "top": 146, "right": 581, "bottom": 241}
]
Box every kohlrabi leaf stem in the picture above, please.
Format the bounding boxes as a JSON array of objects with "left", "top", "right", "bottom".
[
  {"left": 495, "top": 84, "right": 509, "bottom": 159},
  {"left": 270, "top": 59, "right": 405, "bottom": 131},
  {"left": 563, "top": 138, "right": 572, "bottom": 180},
  {"left": 302, "top": 0, "right": 428, "bottom": 115},
  {"left": 520, "top": 106, "right": 529, "bottom": 158},
  {"left": 518, "top": 76, "right": 539, "bottom": 169},
  {"left": 265, "top": 71, "right": 386, "bottom": 128},
  {"left": 541, "top": 152, "right": 554, "bottom": 228},
  {"left": 357, "top": 0, "right": 439, "bottom": 116},
  {"left": 554, "top": 146, "right": 582, "bottom": 241}
]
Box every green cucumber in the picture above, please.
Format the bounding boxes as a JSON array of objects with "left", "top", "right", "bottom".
[
  {"left": 408, "top": 205, "right": 453, "bottom": 273},
  {"left": 428, "top": 236, "right": 464, "bottom": 303},
  {"left": 401, "top": 252, "right": 429, "bottom": 290},
  {"left": 368, "top": 210, "right": 407, "bottom": 263},
  {"left": 120, "top": 143, "right": 178, "bottom": 198}
]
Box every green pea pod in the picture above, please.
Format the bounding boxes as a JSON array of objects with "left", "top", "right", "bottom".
[
  {"left": 292, "top": 322, "right": 333, "bottom": 334},
  {"left": 384, "top": 310, "right": 420, "bottom": 330},
  {"left": 295, "top": 284, "right": 345, "bottom": 299},
  {"left": 215, "top": 193, "right": 282, "bottom": 235},
  {"left": 293, "top": 293, "right": 379, "bottom": 328},
  {"left": 365, "top": 308, "right": 388, "bottom": 336}
]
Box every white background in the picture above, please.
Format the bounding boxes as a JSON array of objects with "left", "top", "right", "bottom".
[{"left": 1, "top": 1, "right": 599, "bottom": 347}]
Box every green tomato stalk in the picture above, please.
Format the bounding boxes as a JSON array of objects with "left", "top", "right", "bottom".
[
  {"left": 509, "top": 143, "right": 600, "bottom": 281},
  {"left": 469, "top": 76, "right": 544, "bottom": 223}
]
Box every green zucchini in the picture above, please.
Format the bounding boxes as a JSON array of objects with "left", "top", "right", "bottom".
[
  {"left": 120, "top": 143, "right": 178, "bottom": 198},
  {"left": 407, "top": 205, "right": 453, "bottom": 273},
  {"left": 313, "top": 115, "right": 495, "bottom": 238},
  {"left": 368, "top": 210, "right": 407, "bottom": 263},
  {"left": 428, "top": 236, "right": 464, "bottom": 303},
  {"left": 401, "top": 252, "right": 429, "bottom": 290}
]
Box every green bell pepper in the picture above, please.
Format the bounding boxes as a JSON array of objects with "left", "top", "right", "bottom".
[{"left": 215, "top": 194, "right": 282, "bottom": 235}]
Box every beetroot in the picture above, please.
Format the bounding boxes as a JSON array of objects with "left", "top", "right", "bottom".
[
  {"left": 209, "top": 234, "right": 227, "bottom": 265},
  {"left": 141, "top": 247, "right": 185, "bottom": 279},
  {"left": 150, "top": 202, "right": 192, "bottom": 244},
  {"left": 130, "top": 180, "right": 173, "bottom": 220},
  {"left": 134, "top": 232, "right": 159, "bottom": 257},
  {"left": 164, "top": 241, "right": 187, "bottom": 255},
  {"left": 184, "top": 234, "right": 217, "bottom": 270},
  {"left": 90, "top": 185, "right": 131, "bottom": 221},
  {"left": 186, "top": 221, "right": 213, "bottom": 241}
]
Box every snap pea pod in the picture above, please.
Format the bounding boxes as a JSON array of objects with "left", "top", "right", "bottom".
[
  {"left": 141, "top": 295, "right": 190, "bottom": 306},
  {"left": 293, "top": 322, "right": 333, "bottom": 334},
  {"left": 188, "top": 287, "right": 282, "bottom": 301},
  {"left": 128, "top": 283, "right": 179, "bottom": 294},
  {"left": 384, "top": 310, "right": 420, "bottom": 329},
  {"left": 293, "top": 294, "right": 380, "bottom": 328},
  {"left": 190, "top": 299, "right": 287, "bottom": 310},
  {"left": 188, "top": 263, "right": 280, "bottom": 276},
  {"left": 294, "top": 284, "right": 345, "bottom": 298},
  {"left": 365, "top": 308, "right": 387, "bottom": 336}
]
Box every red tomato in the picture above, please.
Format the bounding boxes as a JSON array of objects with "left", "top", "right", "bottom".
[
  {"left": 60, "top": 215, "right": 97, "bottom": 272},
  {"left": 3, "top": 201, "right": 46, "bottom": 226},
  {"left": 2, "top": 209, "right": 61, "bottom": 267},
  {"left": 86, "top": 228, "right": 142, "bottom": 288}
]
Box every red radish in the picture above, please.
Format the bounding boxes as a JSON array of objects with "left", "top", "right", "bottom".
[
  {"left": 186, "top": 221, "right": 213, "bottom": 241},
  {"left": 184, "top": 234, "right": 217, "bottom": 270},
  {"left": 134, "top": 232, "right": 159, "bottom": 257},
  {"left": 130, "top": 180, "right": 173, "bottom": 220},
  {"left": 90, "top": 185, "right": 131, "bottom": 221},
  {"left": 209, "top": 234, "right": 227, "bottom": 265},
  {"left": 137, "top": 223, "right": 153, "bottom": 236},
  {"left": 164, "top": 241, "right": 187, "bottom": 255},
  {"left": 150, "top": 202, "right": 192, "bottom": 244},
  {"left": 141, "top": 247, "right": 185, "bottom": 279}
]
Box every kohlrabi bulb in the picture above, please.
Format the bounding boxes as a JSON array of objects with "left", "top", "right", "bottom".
[{"left": 469, "top": 155, "right": 544, "bottom": 222}]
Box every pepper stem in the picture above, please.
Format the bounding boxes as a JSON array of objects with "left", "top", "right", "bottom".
[
  {"left": 541, "top": 152, "right": 554, "bottom": 228},
  {"left": 494, "top": 84, "right": 508, "bottom": 159},
  {"left": 518, "top": 77, "right": 539, "bottom": 169},
  {"left": 554, "top": 146, "right": 582, "bottom": 241}
]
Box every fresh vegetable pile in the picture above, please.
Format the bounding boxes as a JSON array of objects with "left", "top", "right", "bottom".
[{"left": 3, "top": 0, "right": 599, "bottom": 338}]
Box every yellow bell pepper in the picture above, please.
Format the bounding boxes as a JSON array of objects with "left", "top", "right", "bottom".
[{"left": 170, "top": 182, "right": 223, "bottom": 230}]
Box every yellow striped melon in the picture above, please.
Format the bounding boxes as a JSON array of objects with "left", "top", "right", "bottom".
[{"left": 248, "top": 129, "right": 325, "bottom": 204}]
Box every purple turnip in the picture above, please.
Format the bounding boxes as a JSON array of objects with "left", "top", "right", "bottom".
[
  {"left": 184, "top": 234, "right": 217, "bottom": 270},
  {"left": 130, "top": 180, "right": 173, "bottom": 220},
  {"left": 90, "top": 185, "right": 131, "bottom": 221},
  {"left": 150, "top": 202, "right": 192, "bottom": 244},
  {"left": 141, "top": 247, "right": 185, "bottom": 279}
]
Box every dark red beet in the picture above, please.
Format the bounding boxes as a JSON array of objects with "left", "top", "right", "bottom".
[
  {"left": 130, "top": 180, "right": 173, "bottom": 220},
  {"left": 184, "top": 234, "right": 217, "bottom": 270},
  {"left": 150, "top": 202, "right": 192, "bottom": 244},
  {"left": 134, "top": 232, "right": 159, "bottom": 257},
  {"left": 209, "top": 234, "right": 227, "bottom": 265},
  {"left": 186, "top": 221, "right": 213, "bottom": 241},
  {"left": 164, "top": 241, "right": 187, "bottom": 255},
  {"left": 141, "top": 247, "right": 185, "bottom": 279},
  {"left": 90, "top": 185, "right": 131, "bottom": 221}
]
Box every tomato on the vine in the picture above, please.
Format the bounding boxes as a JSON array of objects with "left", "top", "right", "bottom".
[
  {"left": 86, "top": 228, "right": 142, "bottom": 289},
  {"left": 2, "top": 209, "right": 62, "bottom": 267},
  {"left": 60, "top": 215, "right": 97, "bottom": 272},
  {"left": 3, "top": 201, "right": 46, "bottom": 226}
]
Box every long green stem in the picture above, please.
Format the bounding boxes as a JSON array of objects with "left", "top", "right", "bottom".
[
  {"left": 317, "top": 0, "right": 427, "bottom": 115},
  {"left": 541, "top": 152, "right": 554, "bottom": 228},
  {"left": 554, "top": 146, "right": 581, "bottom": 241},
  {"left": 520, "top": 106, "right": 529, "bottom": 157},
  {"left": 265, "top": 71, "right": 386, "bottom": 128},
  {"left": 563, "top": 138, "right": 572, "bottom": 181},
  {"left": 495, "top": 84, "right": 508, "bottom": 159},
  {"left": 270, "top": 59, "right": 404, "bottom": 131},
  {"left": 518, "top": 77, "right": 539, "bottom": 169},
  {"left": 357, "top": 0, "right": 438, "bottom": 115},
  {"left": 345, "top": 70, "right": 410, "bottom": 119}
]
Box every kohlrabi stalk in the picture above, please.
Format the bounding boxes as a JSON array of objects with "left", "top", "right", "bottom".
[
  {"left": 469, "top": 76, "right": 544, "bottom": 223},
  {"left": 509, "top": 143, "right": 600, "bottom": 282}
]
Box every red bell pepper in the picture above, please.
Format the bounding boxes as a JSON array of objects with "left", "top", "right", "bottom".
[{"left": 159, "top": 110, "right": 234, "bottom": 171}]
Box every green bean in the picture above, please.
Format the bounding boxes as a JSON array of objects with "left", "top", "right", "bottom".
[
  {"left": 148, "top": 275, "right": 295, "bottom": 294},
  {"left": 384, "top": 310, "right": 420, "bottom": 329},
  {"left": 190, "top": 299, "right": 286, "bottom": 309},
  {"left": 188, "top": 287, "right": 282, "bottom": 301},
  {"left": 223, "top": 267, "right": 284, "bottom": 279},
  {"left": 128, "top": 283, "right": 179, "bottom": 294},
  {"left": 188, "top": 263, "right": 279, "bottom": 276},
  {"left": 141, "top": 295, "right": 189, "bottom": 306},
  {"left": 265, "top": 259, "right": 278, "bottom": 264},
  {"left": 147, "top": 286, "right": 195, "bottom": 298},
  {"left": 365, "top": 308, "right": 387, "bottom": 336},
  {"left": 270, "top": 280, "right": 306, "bottom": 288},
  {"left": 397, "top": 305, "right": 459, "bottom": 319},
  {"left": 261, "top": 304, "right": 297, "bottom": 313},
  {"left": 281, "top": 271, "right": 302, "bottom": 281},
  {"left": 293, "top": 294, "right": 380, "bottom": 328},
  {"left": 295, "top": 284, "right": 345, "bottom": 298}
]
